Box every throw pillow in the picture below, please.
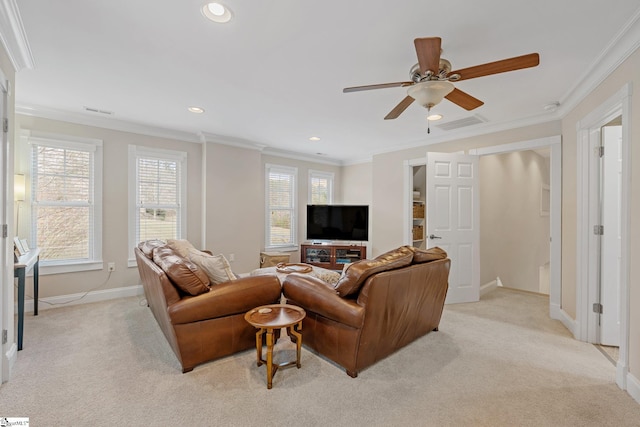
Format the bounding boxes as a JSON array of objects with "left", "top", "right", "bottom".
[
  {"left": 153, "top": 246, "right": 210, "bottom": 296},
  {"left": 187, "top": 248, "right": 237, "bottom": 285},
  {"left": 137, "top": 239, "right": 166, "bottom": 259},
  {"left": 333, "top": 246, "right": 414, "bottom": 297},
  {"left": 408, "top": 246, "right": 447, "bottom": 264},
  {"left": 166, "top": 239, "right": 197, "bottom": 258}
]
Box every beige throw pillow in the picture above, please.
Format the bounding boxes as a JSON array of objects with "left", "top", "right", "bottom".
[
  {"left": 188, "top": 249, "right": 237, "bottom": 284},
  {"left": 167, "top": 239, "right": 197, "bottom": 258}
]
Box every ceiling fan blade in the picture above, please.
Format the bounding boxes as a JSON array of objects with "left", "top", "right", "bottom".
[
  {"left": 384, "top": 96, "right": 415, "bottom": 120},
  {"left": 445, "top": 88, "right": 484, "bottom": 111},
  {"left": 450, "top": 53, "right": 540, "bottom": 81},
  {"left": 414, "top": 37, "right": 442, "bottom": 75},
  {"left": 343, "top": 81, "right": 414, "bottom": 93}
]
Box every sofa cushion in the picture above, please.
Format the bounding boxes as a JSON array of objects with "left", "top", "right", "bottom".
[
  {"left": 187, "top": 248, "right": 237, "bottom": 285},
  {"left": 137, "top": 239, "right": 166, "bottom": 259},
  {"left": 333, "top": 246, "right": 414, "bottom": 297},
  {"left": 408, "top": 246, "right": 447, "bottom": 264},
  {"left": 166, "top": 239, "right": 197, "bottom": 258},
  {"left": 153, "top": 246, "right": 210, "bottom": 296}
]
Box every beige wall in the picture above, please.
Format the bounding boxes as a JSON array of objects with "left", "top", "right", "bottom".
[
  {"left": 204, "top": 142, "right": 263, "bottom": 273},
  {"left": 340, "top": 162, "right": 372, "bottom": 204},
  {"left": 14, "top": 116, "right": 204, "bottom": 297},
  {"left": 560, "top": 47, "right": 640, "bottom": 379},
  {"left": 479, "top": 151, "right": 550, "bottom": 292}
]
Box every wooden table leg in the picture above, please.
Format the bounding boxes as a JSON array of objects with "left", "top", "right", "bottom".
[
  {"left": 289, "top": 321, "right": 303, "bottom": 368},
  {"left": 266, "top": 328, "right": 275, "bottom": 389},
  {"left": 255, "top": 328, "right": 264, "bottom": 367}
]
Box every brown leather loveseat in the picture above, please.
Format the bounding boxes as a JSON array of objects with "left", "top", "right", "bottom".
[
  {"left": 282, "top": 246, "right": 450, "bottom": 377},
  {"left": 135, "top": 240, "right": 281, "bottom": 373}
]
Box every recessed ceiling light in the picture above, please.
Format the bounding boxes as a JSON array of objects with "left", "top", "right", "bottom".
[
  {"left": 188, "top": 106, "right": 205, "bottom": 114},
  {"left": 202, "top": 2, "right": 233, "bottom": 23},
  {"left": 309, "top": 136, "right": 321, "bottom": 141},
  {"left": 427, "top": 113, "right": 443, "bottom": 121}
]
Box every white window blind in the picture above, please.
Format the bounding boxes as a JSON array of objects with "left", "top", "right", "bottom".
[
  {"left": 309, "top": 170, "right": 334, "bottom": 204},
  {"left": 128, "top": 146, "right": 187, "bottom": 263},
  {"left": 29, "top": 135, "right": 102, "bottom": 267},
  {"left": 266, "top": 164, "right": 297, "bottom": 248}
]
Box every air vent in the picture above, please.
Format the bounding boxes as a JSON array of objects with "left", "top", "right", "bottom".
[
  {"left": 435, "top": 115, "right": 487, "bottom": 131},
  {"left": 83, "top": 106, "right": 114, "bottom": 115}
]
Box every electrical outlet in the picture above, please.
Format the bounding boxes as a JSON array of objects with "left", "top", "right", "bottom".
[
  {"left": 108, "top": 262, "right": 115, "bottom": 272},
  {"left": 229, "top": 253, "right": 235, "bottom": 262}
]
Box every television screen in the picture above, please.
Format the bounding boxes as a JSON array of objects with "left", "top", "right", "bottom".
[{"left": 306, "top": 205, "right": 369, "bottom": 241}]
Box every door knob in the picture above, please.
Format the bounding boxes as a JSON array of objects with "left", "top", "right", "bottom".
[{"left": 429, "top": 234, "right": 442, "bottom": 239}]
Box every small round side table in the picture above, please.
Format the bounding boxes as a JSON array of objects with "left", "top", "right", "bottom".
[{"left": 244, "top": 304, "right": 306, "bottom": 389}]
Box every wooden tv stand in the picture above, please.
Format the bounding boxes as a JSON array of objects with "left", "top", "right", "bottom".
[{"left": 300, "top": 243, "right": 367, "bottom": 271}]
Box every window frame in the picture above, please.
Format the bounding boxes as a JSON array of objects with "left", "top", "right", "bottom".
[
  {"left": 265, "top": 164, "right": 298, "bottom": 251},
  {"left": 308, "top": 169, "right": 334, "bottom": 205},
  {"left": 128, "top": 145, "right": 187, "bottom": 267},
  {"left": 25, "top": 130, "right": 103, "bottom": 275}
]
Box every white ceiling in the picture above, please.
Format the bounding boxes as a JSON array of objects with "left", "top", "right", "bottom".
[{"left": 13, "top": 1, "right": 640, "bottom": 164}]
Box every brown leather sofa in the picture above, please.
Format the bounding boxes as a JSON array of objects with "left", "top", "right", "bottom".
[
  {"left": 134, "top": 240, "right": 281, "bottom": 373},
  {"left": 282, "top": 246, "right": 450, "bottom": 377}
]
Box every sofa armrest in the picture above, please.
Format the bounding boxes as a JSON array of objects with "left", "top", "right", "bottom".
[
  {"left": 168, "top": 275, "right": 281, "bottom": 325},
  {"left": 282, "top": 274, "right": 364, "bottom": 329}
]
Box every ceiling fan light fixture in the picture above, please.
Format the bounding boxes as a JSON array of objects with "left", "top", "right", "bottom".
[
  {"left": 202, "top": 2, "right": 233, "bottom": 23},
  {"left": 407, "top": 81, "right": 454, "bottom": 109},
  {"left": 427, "top": 113, "right": 443, "bottom": 121}
]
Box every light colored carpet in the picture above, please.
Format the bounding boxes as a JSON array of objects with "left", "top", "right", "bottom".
[{"left": 1, "top": 288, "right": 639, "bottom": 426}]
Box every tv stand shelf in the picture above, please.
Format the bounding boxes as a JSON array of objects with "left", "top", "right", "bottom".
[{"left": 301, "top": 243, "right": 367, "bottom": 271}]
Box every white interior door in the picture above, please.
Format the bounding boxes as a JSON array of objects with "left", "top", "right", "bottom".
[
  {"left": 426, "top": 152, "right": 479, "bottom": 304},
  {"left": 600, "top": 125, "right": 621, "bottom": 346}
]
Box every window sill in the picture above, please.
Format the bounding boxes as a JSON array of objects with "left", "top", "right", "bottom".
[
  {"left": 38, "top": 261, "right": 104, "bottom": 276},
  {"left": 264, "top": 245, "right": 299, "bottom": 252}
]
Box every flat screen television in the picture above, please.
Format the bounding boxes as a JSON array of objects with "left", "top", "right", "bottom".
[{"left": 306, "top": 205, "right": 369, "bottom": 241}]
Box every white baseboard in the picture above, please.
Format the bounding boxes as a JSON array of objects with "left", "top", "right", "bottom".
[
  {"left": 627, "top": 371, "right": 640, "bottom": 404},
  {"left": 3, "top": 343, "right": 17, "bottom": 383},
  {"left": 480, "top": 279, "right": 498, "bottom": 297},
  {"left": 551, "top": 303, "right": 578, "bottom": 338},
  {"left": 18, "top": 284, "right": 144, "bottom": 313}
]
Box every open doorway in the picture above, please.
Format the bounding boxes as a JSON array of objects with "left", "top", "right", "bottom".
[
  {"left": 478, "top": 149, "right": 551, "bottom": 295},
  {"left": 471, "top": 136, "right": 562, "bottom": 318},
  {"left": 576, "top": 83, "right": 630, "bottom": 391},
  {"left": 597, "top": 118, "right": 622, "bottom": 364},
  {"left": 403, "top": 135, "right": 561, "bottom": 313}
]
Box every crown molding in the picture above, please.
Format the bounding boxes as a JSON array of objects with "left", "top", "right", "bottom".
[
  {"left": 556, "top": 7, "right": 640, "bottom": 117},
  {"left": 261, "top": 147, "right": 343, "bottom": 166},
  {"left": 0, "top": 0, "right": 34, "bottom": 71},
  {"left": 16, "top": 104, "right": 202, "bottom": 143},
  {"left": 198, "top": 131, "right": 266, "bottom": 150},
  {"left": 369, "top": 111, "right": 560, "bottom": 159},
  {"left": 199, "top": 132, "right": 343, "bottom": 165}
]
